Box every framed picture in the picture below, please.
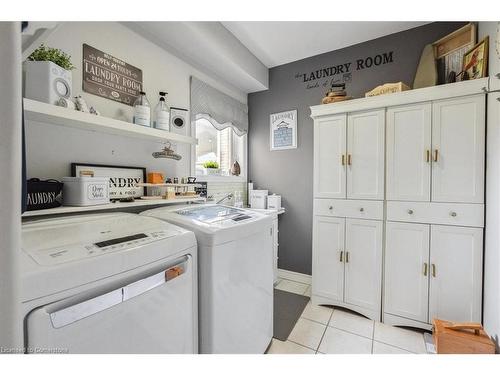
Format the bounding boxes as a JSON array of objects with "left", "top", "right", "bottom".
[
  {"left": 433, "top": 23, "right": 477, "bottom": 84},
  {"left": 462, "top": 37, "right": 489, "bottom": 80},
  {"left": 71, "top": 163, "right": 146, "bottom": 199},
  {"left": 270, "top": 109, "right": 297, "bottom": 151}
]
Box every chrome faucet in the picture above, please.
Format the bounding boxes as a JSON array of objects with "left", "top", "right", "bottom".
[{"left": 216, "top": 193, "right": 234, "bottom": 204}]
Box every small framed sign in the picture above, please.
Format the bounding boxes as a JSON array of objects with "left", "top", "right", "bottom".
[
  {"left": 270, "top": 109, "right": 297, "bottom": 151},
  {"left": 71, "top": 163, "right": 146, "bottom": 199}
]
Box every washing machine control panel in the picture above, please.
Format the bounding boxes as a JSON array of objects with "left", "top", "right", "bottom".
[{"left": 26, "top": 229, "right": 178, "bottom": 266}]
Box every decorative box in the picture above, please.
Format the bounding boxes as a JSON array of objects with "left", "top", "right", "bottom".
[
  {"left": 147, "top": 172, "right": 164, "bottom": 184},
  {"left": 433, "top": 319, "right": 495, "bottom": 354},
  {"left": 250, "top": 190, "right": 268, "bottom": 209},
  {"left": 267, "top": 194, "right": 282, "bottom": 210},
  {"left": 365, "top": 82, "right": 410, "bottom": 97},
  {"left": 62, "top": 177, "right": 109, "bottom": 206}
]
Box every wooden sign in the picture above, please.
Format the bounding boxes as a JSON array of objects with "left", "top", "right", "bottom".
[{"left": 82, "top": 44, "right": 143, "bottom": 106}]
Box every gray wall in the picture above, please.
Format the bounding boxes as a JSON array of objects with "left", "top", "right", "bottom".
[{"left": 248, "top": 22, "right": 466, "bottom": 275}]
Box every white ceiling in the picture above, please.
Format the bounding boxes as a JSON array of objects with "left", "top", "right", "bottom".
[{"left": 222, "top": 21, "right": 429, "bottom": 68}]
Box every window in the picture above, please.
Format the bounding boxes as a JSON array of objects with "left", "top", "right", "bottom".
[{"left": 195, "top": 118, "right": 246, "bottom": 178}]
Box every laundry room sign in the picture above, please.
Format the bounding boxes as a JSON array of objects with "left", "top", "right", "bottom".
[
  {"left": 270, "top": 109, "right": 297, "bottom": 151},
  {"left": 83, "top": 44, "right": 143, "bottom": 106},
  {"left": 294, "top": 51, "right": 394, "bottom": 90}
]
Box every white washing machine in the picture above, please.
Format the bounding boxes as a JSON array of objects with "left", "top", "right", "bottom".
[
  {"left": 21, "top": 213, "right": 198, "bottom": 354},
  {"left": 141, "top": 204, "right": 274, "bottom": 354}
]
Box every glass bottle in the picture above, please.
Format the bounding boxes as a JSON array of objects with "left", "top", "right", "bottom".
[
  {"left": 153, "top": 91, "right": 170, "bottom": 131},
  {"left": 234, "top": 191, "right": 243, "bottom": 208},
  {"left": 133, "top": 91, "right": 151, "bottom": 127}
]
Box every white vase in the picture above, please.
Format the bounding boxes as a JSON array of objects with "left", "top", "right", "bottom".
[{"left": 23, "top": 60, "right": 72, "bottom": 105}]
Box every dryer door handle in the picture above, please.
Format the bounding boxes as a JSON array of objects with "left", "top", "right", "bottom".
[
  {"left": 123, "top": 256, "right": 188, "bottom": 300},
  {"left": 49, "top": 256, "right": 190, "bottom": 328}
]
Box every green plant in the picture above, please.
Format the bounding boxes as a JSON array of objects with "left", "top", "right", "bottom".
[
  {"left": 203, "top": 161, "right": 219, "bottom": 169},
  {"left": 27, "top": 44, "right": 75, "bottom": 70}
]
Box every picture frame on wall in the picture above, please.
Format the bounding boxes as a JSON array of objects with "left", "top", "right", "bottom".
[
  {"left": 462, "top": 37, "right": 489, "bottom": 80},
  {"left": 270, "top": 109, "right": 297, "bottom": 151},
  {"left": 71, "top": 163, "right": 147, "bottom": 200},
  {"left": 432, "top": 23, "right": 477, "bottom": 84}
]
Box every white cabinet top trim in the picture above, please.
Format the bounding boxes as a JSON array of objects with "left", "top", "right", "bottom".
[{"left": 310, "top": 78, "right": 488, "bottom": 118}]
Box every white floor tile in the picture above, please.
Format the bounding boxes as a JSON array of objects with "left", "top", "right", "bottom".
[
  {"left": 288, "top": 318, "right": 327, "bottom": 351},
  {"left": 318, "top": 327, "right": 373, "bottom": 354},
  {"left": 373, "top": 322, "right": 426, "bottom": 354},
  {"left": 301, "top": 302, "right": 333, "bottom": 325},
  {"left": 372, "top": 341, "right": 412, "bottom": 354},
  {"left": 275, "top": 279, "right": 309, "bottom": 295},
  {"left": 266, "top": 339, "right": 315, "bottom": 354},
  {"left": 303, "top": 285, "right": 311, "bottom": 297},
  {"left": 329, "top": 309, "right": 374, "bottom": 339}
]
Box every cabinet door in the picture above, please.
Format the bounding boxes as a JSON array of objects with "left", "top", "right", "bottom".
[
  {"left": 314, "top": 114, "right": 347, "bottom": 198},
  {"left": 429, "top": 225, "right": 483, "bottom": 323},
  {"left": 344, "top": 219, "right": 383, "bottom": 311},
  {"left": 312, "top": 216, "right": 345, "bottom": 301},
  {"left": 386, "top": 103, "right": 432, "bottom": 201},
  {"left": 347, "top": 110, "right": 385, "bottom": 200},
  {"left": 384, "top": 222, "right": 430, "bottom": 323},
  {"left": 432, "top": 96, "right": 485, "bottom": 203}
]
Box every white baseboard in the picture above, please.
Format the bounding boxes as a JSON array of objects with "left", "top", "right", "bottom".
[{"left": 277, "top": 268, "right": 311, "bottom": 285}]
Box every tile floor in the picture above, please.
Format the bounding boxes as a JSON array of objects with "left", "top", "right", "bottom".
[{"left": 268, "top": 277, "right": 428, "bottom": 354}]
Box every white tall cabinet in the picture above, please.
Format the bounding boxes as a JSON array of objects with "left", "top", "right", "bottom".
[
  {"left": 311, "top": 79, "right": 487, "bottom": 329},
  {"left": 312, "top": 107, "right": 385, "bottom": 320}
]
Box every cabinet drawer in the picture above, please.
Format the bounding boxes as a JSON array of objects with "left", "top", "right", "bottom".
[
  {"left": 314, "top": 199, "right": 383, "bottom": 220},
  {"left": 387, "top": 201, "right": 484, "bottom": 227}
]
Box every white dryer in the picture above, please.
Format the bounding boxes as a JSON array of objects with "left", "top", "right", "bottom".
[
  {"left": 21, "top": 213, "right": 197, "bottom": 354},
  {"left": 141, "top": 204, "right": 274, "bottom": 354}
]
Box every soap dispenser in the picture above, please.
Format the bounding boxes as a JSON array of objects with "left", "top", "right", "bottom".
[{"left": 153, "top": 91, "right": 171, "bottom": 131}]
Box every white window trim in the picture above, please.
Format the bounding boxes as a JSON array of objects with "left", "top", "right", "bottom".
[{"left": 190, "top": 121, "right": 248, "bottom": 183}]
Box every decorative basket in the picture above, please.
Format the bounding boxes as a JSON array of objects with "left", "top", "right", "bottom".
[{"left": 26, "top": 178, "right": 63, "bottom": 211}]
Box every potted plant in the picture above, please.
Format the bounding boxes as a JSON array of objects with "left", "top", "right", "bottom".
[
  {"left": 203, "top": 161, "right": 220, "bottom": 176},
  {"left": 24, "top": 44, "right": 75, "bottom": 105}
]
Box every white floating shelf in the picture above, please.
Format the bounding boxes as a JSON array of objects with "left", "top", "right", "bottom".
[
  {"left": 23, "top": 98, "right": 198, "bottom": 145},
  {"left": 137, "top": 183, "right": 202, "bottom": 187},
  {"left": 22, "top": 196, "right": 206, "bottom": 218}
]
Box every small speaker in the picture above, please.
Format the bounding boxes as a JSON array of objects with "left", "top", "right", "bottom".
[{"left": 170, "top": 107, "right": 189, "bottom": 136}]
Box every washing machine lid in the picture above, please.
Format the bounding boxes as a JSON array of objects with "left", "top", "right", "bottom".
[
  {"left": 21, "top": 213, "right": 196, "bottom": 301},
  {"left": 22, "top": 213, "right": 185, "bottom": 266},
  {"left": 175, "top": 205, "right": 252, "bottom": 224},
  {"left": 141, "top": 204, "right": 272, "bottom": 246}
]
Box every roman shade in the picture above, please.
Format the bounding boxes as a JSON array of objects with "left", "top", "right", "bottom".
[{"left": 190, "top": 76, "right": 248, "bottom": 136}]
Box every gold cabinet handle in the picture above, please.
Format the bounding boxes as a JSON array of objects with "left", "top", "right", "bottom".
[
  {"left": 347, "top": 154, "right": 352, "bottom": 165},
  {"left": 423, "top": 263, "right": 428, "bottom": 276},
  {"left": 431, "top": 263, "right": 436, "bottom": 277},
  {"left": 345, "top": 251, "right": 349, "bottom": 263},
  {"left": 426, "top": 150, "right": 431, "bottom": 163},
  {"left": 341, "top": 154, "right": 345, "bottom": 165},
  {"left": 339, "top": 251, "right": 343, "bottom": 262},
  {"left": 433, "top": 149, "right": 439, "bottom": 162}
]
